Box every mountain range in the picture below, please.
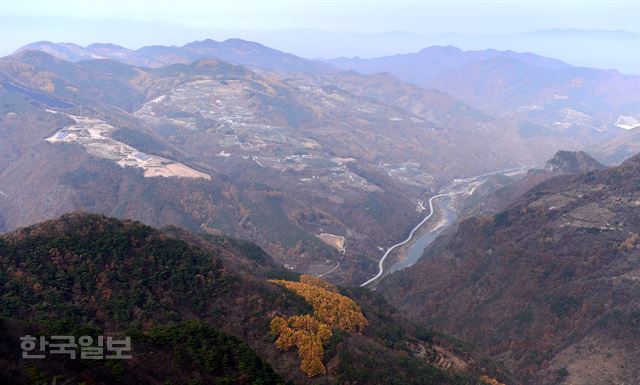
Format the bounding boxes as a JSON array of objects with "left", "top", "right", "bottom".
[
  {"left": 330, "top": 46, "right": 640, "bottom": 132},
  {"left": 16, "top": 39, "right": 335, "bottom": 74},
  {"left": 2, "top": 36, "right": 640, "bottom": 384},
  {"left": 4, "top": 16, "right": 638, "bottom": 73},
  {"left": 19, "top": 40, "right": 639, "bottom": 138},
  {"left": 4, "top": 40, "right": 636, "bottom": 285}
]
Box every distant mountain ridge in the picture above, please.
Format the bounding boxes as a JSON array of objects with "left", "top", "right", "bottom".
[
  {"left": 13, "top": 39, "right": 336, "bottom": 74},
  {"left": 14, "top": 40, "right": 639, "bottom": 134},
  {"left": 329, "top": 45, "right": 571, "bottom": 84},
  {"left": 329, "top": 45, "right": 640, "bottom": 134}
]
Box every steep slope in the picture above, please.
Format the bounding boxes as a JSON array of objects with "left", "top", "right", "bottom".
[
  {"left": 315, "top": 70, "right": 491, "bottom": 129},
  {"left": 462, "top": 151, "right": 605, "bottom": 216},
  {"left": 0, "top": 213, "right": 510, "bottom": 385},
  {"left": 593, "top": 126, "right": 640, "bottom": 165},
  {"left": 543, "top": 150, "right": 604, "bottom": 174},
  {"left": 381, "top": 154, "right": 640, "bottom": 384},
  {"left": 0, "top": 50, "right": 146, "bottom": 111}
]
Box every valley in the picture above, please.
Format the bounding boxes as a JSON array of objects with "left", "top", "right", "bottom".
[
  {"left": 1, "top": 40, "right": 637, "bottom": 287},
  {"left": 362, "top": 166, "right": 530, "bottom": 287},
  {"left": 360, "top": 190, "right": 466, "bottom": 287},
  {"left": 12, "top": 49, "right": 583, "bottom": 284},
  {"left": 380, "top": 152, "right": 640, "bottom": 384},
  {"left": 1, "top": 29, "right": 639, "bottom": 385}
]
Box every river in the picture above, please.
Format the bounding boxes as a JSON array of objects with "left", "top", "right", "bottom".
[{"left": 388, "top": 194, "right": 458, "bottom": 273}]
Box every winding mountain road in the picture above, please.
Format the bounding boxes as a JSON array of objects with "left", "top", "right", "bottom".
[
  {"left": 360, "top": 190, "right": 464, "bottom": 287},
  {"left": 317, "top": 261, "right": 341, "bottom": 278},
  {"left": 359, "top": 166, "right": 529, "bottom": 287}
]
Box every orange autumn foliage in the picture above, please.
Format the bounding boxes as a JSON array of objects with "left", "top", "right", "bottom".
[
  {"left": 269, "top": 275, "right": 367, "bottom": 377},
  {"left": 269, "top": 276, "right": 367, "bottom": 332},
  {"left": 619, "top": 233, "right": 639, "bottom": 252},
  {"left": 480, "top": 375, "right": 506, "bottom": 385},
  {"left": 270, "top": 315, "right": 332, "bottom": 377},
  {"left": 299, "top": 274, "right": 338, "bottom": 292}
]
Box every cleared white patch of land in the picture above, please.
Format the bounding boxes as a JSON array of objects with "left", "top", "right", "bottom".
[
  {"left": 45, "top": 112, "right": 210, "bottom": 180},
  {"left": 318, "top": 233, "right": 346, "bottom": 253}
]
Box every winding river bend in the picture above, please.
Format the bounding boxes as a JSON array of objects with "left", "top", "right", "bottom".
[
  {"left": 388, "top": 194, "right": 459, "bottom": 273},
  {"left": 360, "top": 166, "right": 529, "bottom": 287},
  {"left": 360, "top": 190, "right": 465, "bottom": 287}
]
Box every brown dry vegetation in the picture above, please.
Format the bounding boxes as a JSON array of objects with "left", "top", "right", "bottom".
[{"left": 382, "top": 154, "right": 640, "bottom": 384}]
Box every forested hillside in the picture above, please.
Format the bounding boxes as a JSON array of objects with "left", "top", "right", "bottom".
[{"left": 0, "top": 213, "right": 509, "bottom": 384}]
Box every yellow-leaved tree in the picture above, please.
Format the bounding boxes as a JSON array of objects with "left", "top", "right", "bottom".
[
  {"left": 269, "top": 275, "right": 367, "bottom": 377},
  {"left": 271, "top": 314, "right": 332, "bottom": 377},
  {"left": 270, "top": 276, "right": 367, "bottom": 332}
]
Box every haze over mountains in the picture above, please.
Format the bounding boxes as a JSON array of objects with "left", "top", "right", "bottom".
[
  {"left": 1, "top": 32, "right": 640, "bottom": 385},
  {"left": 330, "top": 45, "right": 640, "bottom": 127},
  {"left": 3, "top": 39, "right": 638, "bottom": 283},
  {"left": 4, "top": 13, "right": 639, "bottom": 73},
  {"left": 15, "top": 39, "right": 640, "bottom": 135},
  {"left": 16, "top": 39, "right": 335, "bottom": 74}
]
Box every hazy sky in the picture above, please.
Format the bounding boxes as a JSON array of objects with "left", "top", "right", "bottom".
[
  {"left": 4, "top": 0, "right": 639, "bottom": 34},
  {"left": 1, "top": 0, "right": 639, "bottom": 73}
]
